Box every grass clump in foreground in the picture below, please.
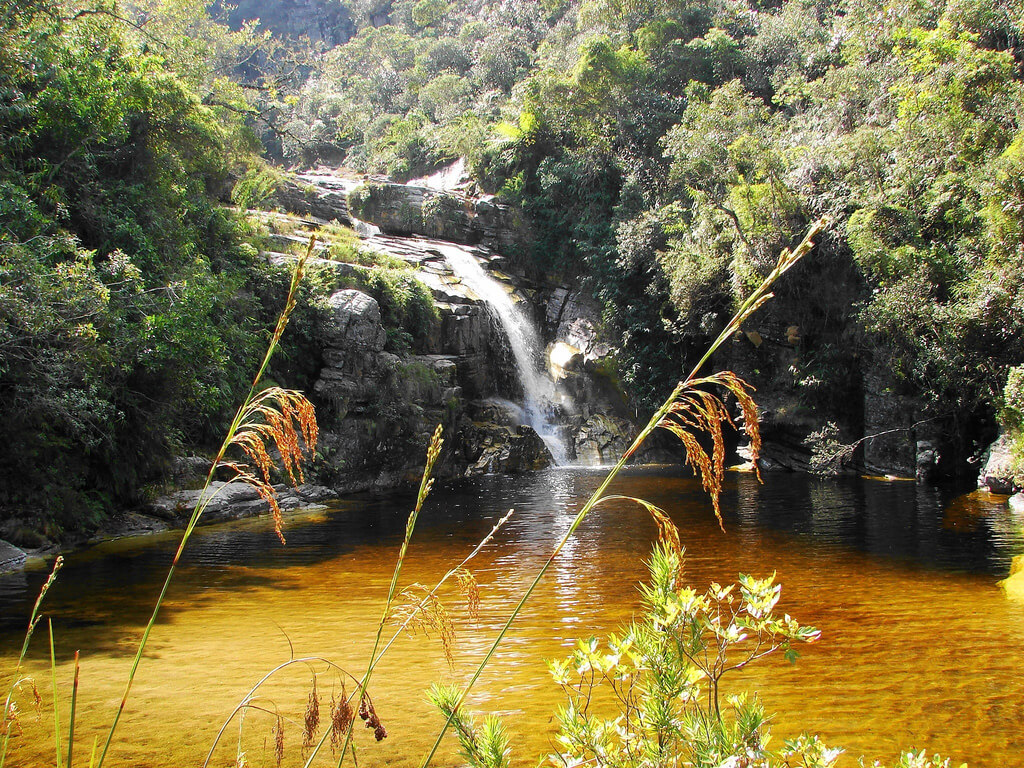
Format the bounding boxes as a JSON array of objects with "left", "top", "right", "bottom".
[{"left": 2, "top": 223, "right": 963, "bottom": 768}]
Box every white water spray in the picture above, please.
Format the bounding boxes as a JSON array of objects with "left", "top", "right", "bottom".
[
  {"left": 408, "top": 158, "right": 467, "bottom": 192},
  {"left": 440, "top": 244, "right": 573, "bottom": 464}
]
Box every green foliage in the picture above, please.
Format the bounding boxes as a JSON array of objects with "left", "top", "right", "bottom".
[
  {"left": 232, "top": 165, "right": 284, "bottom": 210},
  {"left": 0, "top": 0, "right": 279, "bottom": 533},
  {"left": 428, "top": 684, "right": 511, "bottom": 768},
  {"left": 353, "top": 265, "right": 440, "bottom": 350},
  {"left": 435, "top": 544, "right": 836, "bottom": 768},
  {"left": 999, "top": 365, "right": 1024, "bottom": 477}
]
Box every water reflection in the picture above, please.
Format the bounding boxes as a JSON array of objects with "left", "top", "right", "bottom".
[{"left": 0, "top": 470, "right": 1022, "bottom": 768}]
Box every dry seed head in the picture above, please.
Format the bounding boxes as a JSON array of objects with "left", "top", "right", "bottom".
[
  {"left": 2, "top": 702, "right": 22, "bottom": 738},
  {"left": 358, "top": 695, "right": 387, "bottom": 741},
  {"left": 453, "top": 567, "right": 481, "bottom": 621},
  {"left": 302, "top": 675, "right": 320, "bottom": 750},
  {"left": 391, "top": 585, "right": 457, "bottom": 666},
  {"left": 329, "top": 690, "right": 354, "bottom": 754},
  {"left": 221, "top": 388, "right": 318, "bottom": 544},
  {"left": 658, "top": 372, "right": 761, "bottom": 530},
  {"left": 272, "top": 715, "right": 285, "bottom": 768}
]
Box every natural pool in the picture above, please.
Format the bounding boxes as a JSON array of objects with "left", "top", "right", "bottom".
[{"left": 2, "top": 468, "right": 1023, "bottom": 767}]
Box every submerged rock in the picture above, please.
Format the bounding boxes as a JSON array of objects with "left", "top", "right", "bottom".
[
  {"left": 1009, "top": 492, "right": 1024, "bottom": 515},
  {"left": 1000, "top": 554, "right": 1024, "bottom": 602}
]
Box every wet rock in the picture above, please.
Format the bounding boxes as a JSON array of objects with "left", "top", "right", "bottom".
[
  {"left": 463, "top": 423, "right": 553, "bottom": 475},
  {"left": 574, "top": 414, "right": 634, "bottom": 465},
  {"left": 978, "top": 433, "right": 1023, "bottom": 494},
  {"left": 469, "top": 398, "right": 525, "bottom": 427},
  {"left": 548, "top": 341, "right": 584, "bottom": 380},
  {"left": 89, "top": 512, "right": 169, "bottom": 543},
  {"left": 0, "top": 539, "right": 27, "bottom": 573},
  {"left": 916, "top": 440, "right": 940, "bottom": 483},
  {"left": 545, "top": 289, "right": 612, "bottom": 363}
]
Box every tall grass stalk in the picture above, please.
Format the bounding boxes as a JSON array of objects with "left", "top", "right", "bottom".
[
  {"left": 48, "top": 621, "right": 60, "bottom": 768},
  {"left": 95, "top": 238, "right": 318, "bottom": 767},
  {"left": 0, "top": 555, "right": 63, "bottom": 768},
  {"left": 419, "top": 219, "right": 825, "bottom": 768}
]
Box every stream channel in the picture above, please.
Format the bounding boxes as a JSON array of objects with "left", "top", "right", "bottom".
[{"left": 1, "top": 468, "right": 1023, "bottom": 767}]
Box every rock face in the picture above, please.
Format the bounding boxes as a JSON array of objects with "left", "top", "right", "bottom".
[
  {"left": 239, "top": 170, "right": 640, "bottom": 505},
  {"left": 224, "top": 0, "right": 355, "bottom": 47},
  {"left": 573, "top": 414, "right": 635, "bottom": 465},
  {"left": 346, "top": 182, "right": 528, "bottom": 255},
  {"left": 269, "top": 173, "right": 357, "bottom": 222},
  {"left": 310, "top": 277, "right": 559, "bottom": 493}
]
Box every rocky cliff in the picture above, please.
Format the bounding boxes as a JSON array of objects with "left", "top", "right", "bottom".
[{"left": 148, "top": 172, "right": 639, "bottom": 521}]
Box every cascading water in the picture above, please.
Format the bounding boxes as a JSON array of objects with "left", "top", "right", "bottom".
[
  {"left": 439, "top": 244, "right": 573, "bottom": 464},
  {"left": 408, "top": 158, "right": 467, "bottom": 192}
]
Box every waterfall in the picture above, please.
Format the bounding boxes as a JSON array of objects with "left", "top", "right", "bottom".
[
  {"left": 408, "top": 158, "right": 467, "bottom": 192},
  {"left": 440, "top": 244, "right": 573, "bottom": 464}
]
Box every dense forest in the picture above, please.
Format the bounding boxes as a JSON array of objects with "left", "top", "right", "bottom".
[{"left": 2, "top": 0, "right": 1024, "bottom": 538}]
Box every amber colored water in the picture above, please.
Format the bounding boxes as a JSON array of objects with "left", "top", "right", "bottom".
[{"left": 2, "top": 468, "right": 1023, "bottom": 768}]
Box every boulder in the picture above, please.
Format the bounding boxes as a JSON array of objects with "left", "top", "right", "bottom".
[
  {"left": 345, "top": 182, "right": 529, "bottom": 253},
  {"left": 269, "top": 174, "right": 356, "bottom": 222},
  {"left": 463, "top": 423, "right": 553, "bottom": 475},
  {"left": 0, "top": 539, "right": 27, "bottom": 573},
  {"left": 90, "top": 512, "right": 169, "bottom": 543},
  {"left": 978, "top": 433, "right": 1023, "bottom": 494},
  {"left": 146, "top": 480, "right": 329, "bottom": 525},
  {"left": 321, "top": 289, "right": 386, "bottom": 351}
]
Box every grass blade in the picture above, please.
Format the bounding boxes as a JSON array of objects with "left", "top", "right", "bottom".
[
  {"left": 49, "top": 619, "right": 61, "bottom": 768},
  {"left": 67, "top": 651, "right": 80, "bottom": 768}
]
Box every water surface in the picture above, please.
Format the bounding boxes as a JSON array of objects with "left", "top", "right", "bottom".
[{"left": 1, "top": 469, "right": 1022, "bottom": 767}]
